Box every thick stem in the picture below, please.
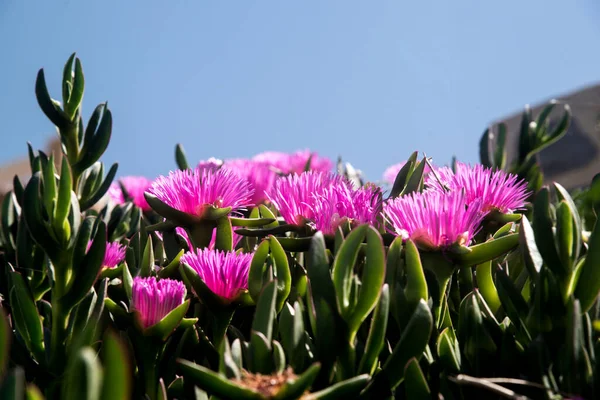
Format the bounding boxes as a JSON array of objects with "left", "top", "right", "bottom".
[
  {"left": 49, "top": 300, "right": 69, "bottom": 372},
  {"left": 421, "top": 252, "right": 455, "bottom": 328},
  {"left": 212, "top": 307, "right": 235, "bottom": 350},
  {"left": 132, "top": 332, "right": 162, "bottom": 400},
  {"left": 338, "top": 333, "right": 357, "bottom": 381}
]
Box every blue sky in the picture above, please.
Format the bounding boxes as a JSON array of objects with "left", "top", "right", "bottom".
[{"left": 1, "top": 1, "right": 599, "bottom": 182}]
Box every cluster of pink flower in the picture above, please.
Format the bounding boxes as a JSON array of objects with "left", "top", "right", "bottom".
[
  {"left": 102, "top": 150, "right": 528, "bottom": 330},
  {"left": 383, "top": 161, "right": 529, "bottom": 251}
]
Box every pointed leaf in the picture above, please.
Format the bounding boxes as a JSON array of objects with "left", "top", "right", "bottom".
[
  {"left": 273, "top": 363, "right": 321, "bottom": 400},
  {"left": 381, "top": 299, "right": 433, "bottom": 389},
  {"left": 175, "top": 144, "right": 190, "bottom": 170},
  {"left": 144, "top": 300, "right": 190, "bottom": 341},
  {"left": 177, "top": 359, "right": 265, "bottom": 400},
  {"left": 332, "top": 224, "right": 368, "bottom": 318},
  {"left": 252, "top": 280, "right": 277, "bottom": 342},
  {"left": 269, "top": 236, "right": 291, "bottom": 312},
  {"left": 358, "top": 284, "right": 389, "bottom": 375},
  {"left": 303, "top": 375, "right": 370, "bottom": 400},
  {"left": 100, "top": 331, "right": 132, "bottom": 400},
  {"left": 404, "top": 357, "right": 430, "bottom": 400}
]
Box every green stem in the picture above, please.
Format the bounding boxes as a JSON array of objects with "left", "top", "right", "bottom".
[
  {"left": 133, "top": 332, "right": 162, "bottom": 400},
  {"left": 338, "top": 333, "right": 357, "bottom": 381},
  {"left": 212, "top": 307, "right": 235, "bottom": 350},
  {"left": 49, "top": 300, "right": 69, "bottom": 372},
  {"left": 421, "top": 252, "right": 455, "bottom": 328}
]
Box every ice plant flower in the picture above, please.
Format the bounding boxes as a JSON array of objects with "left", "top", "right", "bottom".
[
  {"left": 426, "top": 162, "right": 529, "bottom": 214},
  {"left": 266, "top": 171, "right": 348, "bottom": 228},
  {"left": 87, "top": 241, "right": 126, "bottom": 269},
  {"left": 222, "top": 159, "right": 278, "bottom": 204},
  {"left": 253, "top": 149, "right": 333, "bottom": 174},
  {"left": 146, "top": 167, "right": 254, "bottom": 218},
  {"left": 383, "top": 161, "right": 433, "bottom": 185},
  {"left": 181, "top": 248, "right": 253, "bottom": 301},
  {"left": 383, "top": 190, "right": 485, "bottom": 251},
  {"left": 102, "top": 242, "right": 127, "bottom": 269},
  {"left": 108, "top": 176, "right": 153, "bottom": 212},
  {"left": 267, "top": 171, "right": 381, "bottom": 234},
  {"left": 309, "top": 184, "right": 382, "bottom": 234},
  {"left": 131, "top": 277, "right": 187, "bottom": 329}
]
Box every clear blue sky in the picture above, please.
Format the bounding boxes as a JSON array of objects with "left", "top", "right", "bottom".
[{"left": 1, "top": 1, "right": 599, "bottom": 182}]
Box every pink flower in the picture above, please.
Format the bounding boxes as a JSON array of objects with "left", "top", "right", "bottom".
[
  {"left": 180, "top": 248, "right": 253, "bottom": 301},
  {"left": 383, "top": 190, "right": 484, "bottom": 250},
  {"left": 383, "top": 161, "right": 433, "bottom": 185},
  {"left": 425, "top": 162, "right": 529, "bottom": 214},
  {"left": 87, "top": 241, "right": 126, "bottom": 269},
  {"left": 267, "top": 171, "right": 381, "bottom": 234},
  {"left": 131, "top": 277, "right": 186, "bottom": 329},
  {"left": 266, "top": 171, "right": 348, "bottom": 227},
  {"left": 309, "top": 184, "right": 382, "bottom": 234},
  {"left": 253, "top": 149, "right": 333, "bottom": 174},
  {"left": 103, "top": 242, "right": 127, "bottom": 269},
  {"left": 221, "top": 159, "right": 278, "bottom": 205},
  {"left": 147, "top": 167, "right": 254, "bottom": 217},
  {"left": 108, "top": 176, "right": 153, "bottom": 212}
]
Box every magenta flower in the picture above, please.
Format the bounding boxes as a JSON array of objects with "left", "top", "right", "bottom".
[
  {"left": 181, "top": 248, "right": 253, "bottom": 301},
  {"left": 253, "top": 149, "right": 333, "bottom": 174},
  {"left": 383, "top": 190, "right": 485, "bottom": 250},
  {"left": 108, "top": 176, "right": 153, "bottom": 212},
  {"left": 147, "top": 167, "right": 254, "bottom": 217},
  {"left": 425, "top": 162, "right": 529, "bottom": 214},
  {"left": 103, "top": 242, "right": 127, "bottom": 269},
  {"left": 266, "top": 171, "right": 348, "bottom": 227},
  {"left": 267, "top": 171, "right": 381, "bottom": 234},
  {"left": 309, "top": 184, "right": 382, "bottom": 234},
  {"left": 87, "top": 241, "right": 126, "bottom": 269},
  {"left": 131, "top": 277, "right": 187, "bottom": 329},
  {"left": 383, "top": 161, "right": 433, "bottom": 185},
  {"left": 221, "top": 159, "right": 278, "bottom": 204}
]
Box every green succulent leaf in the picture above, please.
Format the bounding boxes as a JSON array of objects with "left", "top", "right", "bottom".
[
  {"left": 403, "top": 240, "right": 428, "bottom": 311},
  {"left": 177, "top": 359, "right": 265, "bottom": 400},
  {"left": 437, "top": 327, "right": 461, "bottom": 373},
  {"left": 9, "top": 270, "right": 45, "bottom": 363},
  {"left": 144, "top": 300, "right": 190, "bottom": 341},
  {"left": 381, "top": 299, "right": 433, "bottom": 390},
  {"left": 453, "top": 233, "right": 519, "bottom": 267},
  {"left": 347, "top": 226, "right": 385, "bottom": 338},
  {"left": 63, "top": 348, "right": 103, "bottom": 400},
  {"left": 404, "top": 357, "right": 431, "bottom": 400},
  {"left": 175, "top": 143, "right": 190, "bottom": 170},
  {"left": 100, "top": 331, "right": 132, "bottom": 400},
  {"left": 475, "top": 261, "right": 501, "bottom": 315},
  {"left": 358, "top": 284, "right": 390, "bottom": 375},
  {"left": 303, "top": 375, "right": 370, "bottom": 400},
  {"left": 230, "top": 217, "right": 276, "bottom": 227},
  {"left": 389, "top": 151, "right": 417, "bottom": 198},
  {"left": 332, "top": 224, "right": 368, "bottom": 319},
  {"left": 252, "top": 280, "right": 277, "bottom": 343},
  {"left": 273, "top": 362, "right": 321, "bottom": 400},
  {"left": 575, "top": 209, "right": 600, "bottom": 312},
  {"left": 63, "top": 222, "right": 107, "bottom": 310},
  {"left": 269, "top": 236, "right": 292, "bottom": 313},
  {"left": 248, "top": 240, "right": 271, "bottom": 302},
  {"left": 518, "top": 215, "right": 543, "bottom": 277}
]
